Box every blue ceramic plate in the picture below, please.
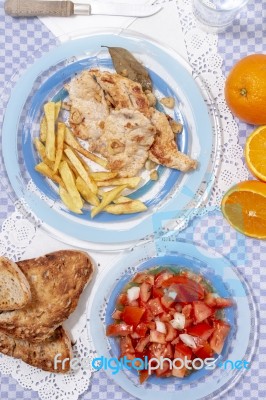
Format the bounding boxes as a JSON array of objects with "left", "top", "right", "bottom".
[
  {"left": 1, "top": 30, "right": 217, "bottom": 246},
  {"left": 87, "top": 240, "right": 257, "bottom": 399}
]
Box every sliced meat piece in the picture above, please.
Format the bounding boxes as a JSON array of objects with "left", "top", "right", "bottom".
[
  {"left": 90, "top": 69, "right": 151, "bottom": 117},
  {"left": 149, "top": 110, "right": 197, "bottom": 172},
  {"left": 65, "top": 70, "right": 109, "bottom": 154},
  {"left": 103, "top": 108, "right": 156, "bottom": 177}
]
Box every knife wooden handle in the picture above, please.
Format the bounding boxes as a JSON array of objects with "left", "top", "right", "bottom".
[{"left": 4, "top": 0, "right": 74, "bottom": 17}]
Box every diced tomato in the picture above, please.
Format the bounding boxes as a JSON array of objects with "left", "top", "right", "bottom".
[
  {"left": 112, "top": 310, "right": 122, "bottom": 320},
  {"left": 131, "top": 332, "right": 140, "bottom": 339},
  {"left": 186, "top": 322, "right": 214, "bottom": 341},
  {"left": 139, "top": 369, "right": 149, "bottom": 384},
  {"left": 142, "top": 308, "right": 154, "bottom": 323},
  {"left": 160, "top": 312, "right": 172, "bottom": 322},
  {"left": 182, "top": 304, "right": 192, "bottom": 318},
  {"left": 135, "top": 322, "right": 148, "bottom": 337},
  {"left": 147, "top": 321, "right": 156, "bottom": 330},
  {"left": 194, "top": 341, "right": 214, "bottom": 359},
  {"left": 161, "top": 295, "right": 175, "bottom": 309},
  {"left": 204, "top": 293, "right": 217, "bottom": 307},
  {"left": 193, "top": 301, "right": 213, "bottom": 323},
  {"left": 114, "top": 268, "right": 233, "bottom": 385},
  {"left": 149, "top": 343, "right": 167, "bottom": 359},
  {"left": 165, "top": 322, "right": 178, "bottom": 342},
  {"left": 210, "top": 320, "right": 230, "bottom": 354},
  {"left": 162, "top": 276, "right": 205, "bottom": 302},
  {"left": 184, "top": 318, "right": 193, "bottom": 328},
  {"left": 116, "top": 293, "right": 128, "bottom": 307},
  {"left": 133, "top": 272, "right": 154, "bottom": 285},
  {"left": 140, "top": 282, "right": 152, "bottom": 303},
  {"left": 165, "top": 343, "right": 174, "bottom": 358},
  {"left": 122, "top": 306, "right": 145, "bottom": 328},
  {"left": 155, "top": 360, "right": 170, "bottom": 377},
  {"left": 106, "top": 323, "right": 133, "bottom": 336},
  {"left": 120, "top": 335, "right": 135, "bottom": 355},
  {"left": 155, "top": 271, "right": 174, "bottom": 288},
  {"left": 215, "top": 297, "right": 233, "bottom": 308},
  {"left": 174, "top": 342, "right": 193, "bottom": 358},
  {"left": 150, "top": 330, "right": 166, "bottom": 344},
  {"left": 205, "top": 293, "right": 233, "bottom": 309},
  {"left": 136, "top": 336, "right": 150, "bottom": 353},
  {"left": 171, "top": 337, "right": 180, "bottom": 346},
  {"left": 148, "top": 298, "right": 164, "bottom": 316},
  {"left": 172, "top": 366, "right": 185, "bottom": 378},
  {"left": 152, "top": 286, "right": 164, "bottom": 298},
  {"left": 173, "top": 343, "right": 192, "bottom": 378},
  {"left": 128, "top": 300, "right": 139, "bottom": 307}
]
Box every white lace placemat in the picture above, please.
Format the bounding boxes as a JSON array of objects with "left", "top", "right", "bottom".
[{"left": 0, "top": 1, "right": 248, "bottom": 399}]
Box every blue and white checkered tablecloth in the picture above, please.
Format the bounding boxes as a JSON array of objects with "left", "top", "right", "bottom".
[{"left": 0, "top": 0, "right": 266, "bottom": 399}]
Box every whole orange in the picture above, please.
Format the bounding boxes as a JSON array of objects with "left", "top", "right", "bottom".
[{"left": 224, "top": 54, "right": 266, "bottom": 125}]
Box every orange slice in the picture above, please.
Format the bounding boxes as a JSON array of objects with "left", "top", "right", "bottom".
[
  {"left": 221, "top": 181, "right": 266, "bottom": 239},
  {"left": 245, "top": 126, "right": 266, "bottom": 181}
]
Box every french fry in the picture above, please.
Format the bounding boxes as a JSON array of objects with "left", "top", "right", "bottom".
[
  {"left": 64, "top": 127, "right": 108, "bottom": 168},
  {"left": 96, "top": 177, "right": 141, "bottom": 189},
  {"left": 34, "top": 138, "right": 46, "bottom": 159},
  {"left": 89, "top": 172, "right": 118, "bottom": 181},
  {"left": 113, "top": 196, "right": 132, "bottom": 204},
  {"left": 65, "top": 145, "right": 91, "bottom": 175},
  {"left": 34, "top": 138, "right": 55, "bottom": 170},
  {"left": 104, "top": 201, "right": 147, "bottom": 214},
  {"left": 53, "top": 122, "right": 65, "bottom": 173},
  {"left": 40, "top": 117, "right": 47, "bottom": 143},
  {"left": 44, "top": 102, "right": 56, "bottom": 161},
  {"left": 59, "top": 161, "right": 83, "bottom": 209},
  {"left": 150, "top": 170, "right": 159, "bottom": 181},
  {"left": 35, "top": 162, "right": 65, "bottom": 188},
  {"left": 76, "top": 177, "right": 100, "bottom": 207},
  {"left": 40, "top": 101, "right": 61, "bottom": 143},
  {"left": 64, "top": 148, "right": 98, "bottom": 194},
  {"left": 91, "top": 185, "right": 127, "bottom": 218},
  {"left": 61, "top": 154, "right": 79, "bottom": 179},
  {"left": 97, "top": 188, "right": 105, "bottom": 198},
  {"left": 59, "top": 185, "right": 82, "bottom": 214}
]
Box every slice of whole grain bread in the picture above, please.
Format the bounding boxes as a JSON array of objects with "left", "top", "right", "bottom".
[
  {"left": 0, "top": 257, "right": 31, "bottom": 311},
  {"left": 0, "top": 325, "right": 72, "bottom": 372},
  {"left": 0, "top": 250, "right": 94, "bottom": 342}
]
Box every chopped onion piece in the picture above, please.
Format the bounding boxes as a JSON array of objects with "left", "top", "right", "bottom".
[
  {"left": 170, "top": 312, "right": 185, "bottom": 330},
  {"left": 156, "top": 321, "right": 166, "bottom": 334},
  {"left": 167, "top": 290, "right": 177, "bottom": 300},
  {"left": 127, "top": 286, "right": 140, "bottom": 302},
  {"left": 179, "top": 334, "right": 197, "bottom": 349}
]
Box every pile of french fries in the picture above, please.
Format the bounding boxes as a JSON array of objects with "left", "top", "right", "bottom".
[{"left": 34, "top": 101, "right": 147, "bottom": 217}]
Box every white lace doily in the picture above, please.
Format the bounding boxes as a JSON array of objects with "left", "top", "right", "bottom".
[{"left": 0, "top": 1, "right": 248, "bottom": 399}]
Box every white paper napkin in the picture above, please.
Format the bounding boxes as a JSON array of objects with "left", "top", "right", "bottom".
[{"left": 39, "top": 0, "right": 188, "bottom": 59}]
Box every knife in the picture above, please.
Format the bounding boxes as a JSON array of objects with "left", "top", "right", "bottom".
[{"left": 4, "top": 0, "right": 162, "bottom": 18}]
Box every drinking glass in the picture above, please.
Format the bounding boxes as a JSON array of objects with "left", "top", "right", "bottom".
[{"left": 192, "top": 0, "right": 250, "bottom": 32}]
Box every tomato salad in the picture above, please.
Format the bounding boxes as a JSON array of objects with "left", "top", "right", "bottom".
[{"left": 106, "top": 267, "right": 233, "bottom": 384}]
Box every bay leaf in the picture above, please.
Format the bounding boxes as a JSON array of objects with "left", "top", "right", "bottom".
[{"left": 106, "top": 46, "right": 152, "bottom": 92}]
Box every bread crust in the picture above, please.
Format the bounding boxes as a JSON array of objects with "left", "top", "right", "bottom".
[
  {"left": 0, "top": 250, "right": 94, "bottom": 342},
  {"left": 0, "top": 257, "right": 31, "bottom": 310},
  {"left": 0, "top": 326, "right": 72, "bottom": 373}
]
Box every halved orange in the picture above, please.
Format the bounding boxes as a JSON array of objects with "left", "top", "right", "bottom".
[
  {"left": 221, "top": 181, "right": 266, "bottom": 239},
  {"left": 245, "top": 125, "right": 266, "bottom": 181}
]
